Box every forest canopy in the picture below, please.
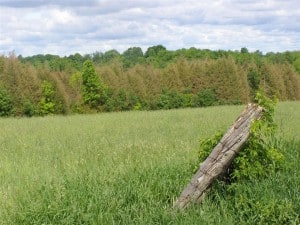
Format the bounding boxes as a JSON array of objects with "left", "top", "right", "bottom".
[{"left": 0, "top": 46, "right": 299, "bottom": 116}]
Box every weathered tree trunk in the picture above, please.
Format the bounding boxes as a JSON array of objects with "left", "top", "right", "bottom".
[{"left": 174, "top": 103, "right": 264, "bottom": 209}]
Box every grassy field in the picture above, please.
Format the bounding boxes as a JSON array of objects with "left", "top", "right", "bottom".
[{"left": 0, "top": 102, "right": 299, "bottom": 224}]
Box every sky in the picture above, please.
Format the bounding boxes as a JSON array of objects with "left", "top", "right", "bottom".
[{"left": 0, "top": 0, "right": 299, "bottom": 56}]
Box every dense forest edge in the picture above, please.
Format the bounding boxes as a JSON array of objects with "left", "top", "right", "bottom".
[{"left": 0, "top": 46, "right": 300, "bottom": 116}]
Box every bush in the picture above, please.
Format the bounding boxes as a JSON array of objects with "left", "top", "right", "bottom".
[
  {"left": 156, "top": 90, "right": 187, "bottom": 110},
  {"left": 193, "top": 89, "right": 217, "bottom": 107},
  {"left": 0, "top": 88, "right": 14, "bottom": 116},
  {"left": 231, "top": 91, "right": 283, "bottom": 181},
  {"left": 23, "top": 99, "right": 35, "bottom": 117},
  {"left": 197, "top": 91, "right": 284, "bottom": 182}
]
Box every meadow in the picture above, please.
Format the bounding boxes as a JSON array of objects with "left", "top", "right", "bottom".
[{"left": 0, "top": 102, "right": 299, "bottom": 224}]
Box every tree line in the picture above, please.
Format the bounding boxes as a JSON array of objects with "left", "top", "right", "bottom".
[{"left": 0, "top": 46, "right": 299, "bottom": 116}]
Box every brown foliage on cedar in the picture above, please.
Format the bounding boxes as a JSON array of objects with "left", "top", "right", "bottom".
[{"left": 0, "top": 53, "right": 299, "bottom": 115}]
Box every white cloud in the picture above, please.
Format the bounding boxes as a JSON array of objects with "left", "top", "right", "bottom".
[{"left": 0, "top": 0, "right": 299, "bottom": 56}]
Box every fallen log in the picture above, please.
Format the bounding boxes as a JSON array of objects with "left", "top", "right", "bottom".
[{"left": 174, "top": 103, "right": 264, "bottom": 209}]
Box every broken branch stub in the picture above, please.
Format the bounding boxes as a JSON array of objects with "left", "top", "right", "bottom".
[{"left": 174, "top": 103, "right": 264, "bottom": 209}]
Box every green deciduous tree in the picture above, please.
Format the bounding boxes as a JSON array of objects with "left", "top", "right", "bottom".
[
  {"left": 103, "top": 49, "right": 120, "bottom": 64},
  {"left": 122, "top": 47, "right": 144, "bottom": 68},
  {"left": 145, "top": 45, "right": 166, "bottom": 58},
  {"left": 81, "top": 60, "right": 107, "bottom": 108},
  {"left": 39, "top": 80, "right": 56, "bottom": 115},
  {"left": 145, "top": 45, "right": 173, "bottom": 68}
]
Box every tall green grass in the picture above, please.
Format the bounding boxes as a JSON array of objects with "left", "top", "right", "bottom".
[{"left": 0, "top": 102, "right": 299, "bottom": 224}]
